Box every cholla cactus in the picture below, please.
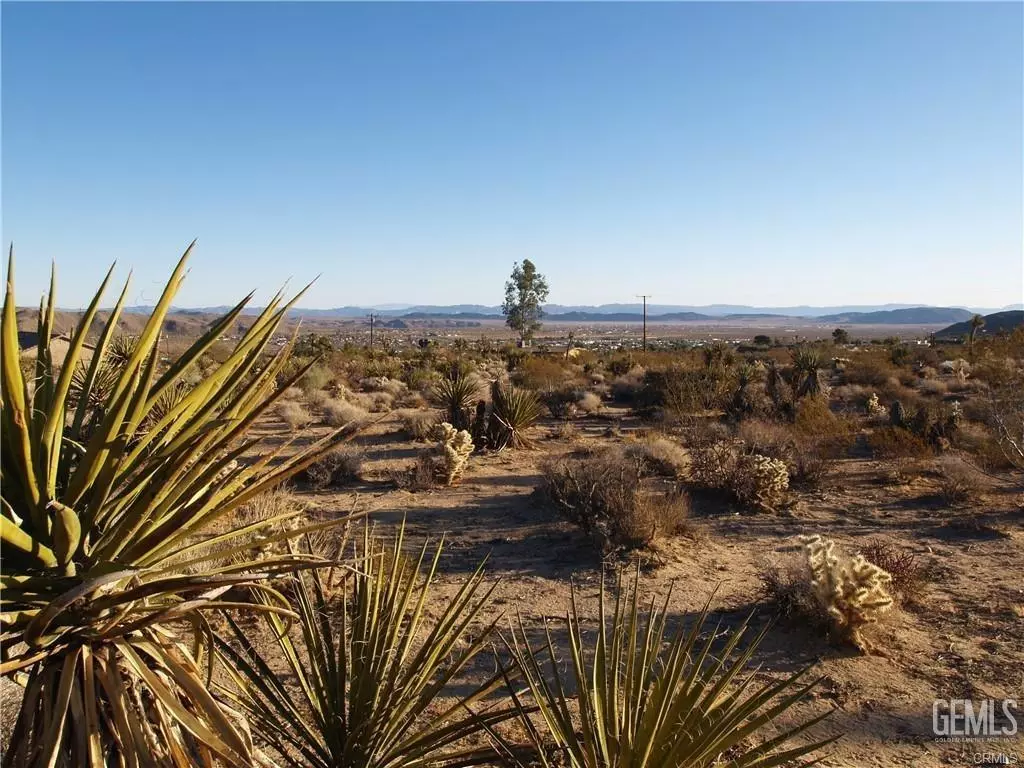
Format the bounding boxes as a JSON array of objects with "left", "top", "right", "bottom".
[
  {"left": 802, "top": 535, "right": 894, "bottom": 651},
  {"left": 434, "top": 422, "right": 474, "bottom": 485},
  {"left": 865, "top": 392, "right": 887, "bottom": 418},
  {"left": 732, "top": 453, "right": 789, "bottom": 512},
  {"left": 890, "top": 400, "right": 908, "bottom": 428}
]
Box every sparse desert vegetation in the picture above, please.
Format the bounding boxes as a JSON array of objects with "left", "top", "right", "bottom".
[{"left": 6, "top": 250, "right": 1024, "bottom": 767}]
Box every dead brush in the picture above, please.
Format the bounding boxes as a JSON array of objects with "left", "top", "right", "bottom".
[
  {"left": 295, "top": 446, "right": 364, "bottom": 490},
  {"left": 935, "top": 456, "right": 982, "bottom": 507},
  {"left": 538, "top": 447, "right": 688, "bottom": 554},
  {"left": 857, "top": 540, "right": 929, "bottom": 597}
]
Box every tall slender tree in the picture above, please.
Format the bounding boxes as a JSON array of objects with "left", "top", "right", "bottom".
[
  {"left": 502, "top": 259, "right": 549, "bottom": 346},
  {"left": 968, "top": 313, "right": 985, "bottom": 360}
]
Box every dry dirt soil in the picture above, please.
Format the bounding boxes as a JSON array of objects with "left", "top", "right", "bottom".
[{"left": 252, "top": 405, "right": 1024, "bottom": 768}]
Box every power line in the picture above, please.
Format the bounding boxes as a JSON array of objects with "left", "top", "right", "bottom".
[{"left": 636, "top": 295, "right": 652, "bottom": 352}]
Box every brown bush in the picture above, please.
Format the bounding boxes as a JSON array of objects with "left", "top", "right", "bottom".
[
  {"left": 623, "top": 436, "right": 688, "bottom": 478},
  {"left": 322, "top": 398, "right": 369, "bottom": 427},
  {"left": 858, "top": 541, "right": 928, "bottom": 597},
  {"left": 296, "top": 447, "right": 363, "bottom": 489},
  {"left": 398, "top": 408, "right": 440, "bottom": 441},
  {"left": 935, "top": 457, "right": 982, "bottom": 507},
  {"left": 867, "top": 427, "right": 931, "bottom": 460},
  {"left": 390, "top": 450, "right": 439, "bottom": 491},
  {"left": 539, "top": 448, "right": 688, "bottom": 553},
  {"left": 278, "top": 401, "right": 312, "bottom": 430},
  {"left": 515, "top": 356, "right": 569, "bottom": 391}
]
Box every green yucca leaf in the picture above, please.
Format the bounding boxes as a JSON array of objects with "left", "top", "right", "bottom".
[
  {"left": 503, "top": 568, "right": 836, "bottom": 768},
  {"left": 215, "top": 522, "right": 521, "bottom": 768},
  {"left": 1, "top": 243, "right": 360, "bottom": 766},
  {"left": 432, "top": 364, "right": 481, "bottom": 431},
  {"left": 488, "top": 380, "right": 542, "bottom": 450}
]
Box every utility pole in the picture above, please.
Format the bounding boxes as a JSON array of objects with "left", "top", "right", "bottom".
[
  {"left": 636, "top": 295, "right": 651, "bottom": 352},
  {"left": 368, "top": 313, "right": 377, "bottom": 352}
]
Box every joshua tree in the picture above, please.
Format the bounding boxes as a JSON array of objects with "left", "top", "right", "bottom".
[
  {"left": 968, "top": 313, "right": 985, "bottom": 360},
  {"left": 502, "top": 259, "right": 549, "bottom": 346},
  {"left": 791, "top": 347, "right": 823, "bottom": 398},
  {"left": 832, "top": 327, "right": 849, "bottom": 345}
]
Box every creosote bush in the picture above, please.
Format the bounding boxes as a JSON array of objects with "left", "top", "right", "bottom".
[
  {"left": 322, "top": 397, "right": 369, "bottom": 427},
  {"left": 278, "top": 400, "right": 313, "bottom": 429},
  {"left": 539, "top": 447, "right": 688, "bottom": 553},
  {"left": 296, "top": 446, "right": 364, "bottom": 489}
]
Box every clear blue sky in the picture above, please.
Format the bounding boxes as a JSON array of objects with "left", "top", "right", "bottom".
[{"left": 3, "top": 1, "right": 1022, "bottom": 310}]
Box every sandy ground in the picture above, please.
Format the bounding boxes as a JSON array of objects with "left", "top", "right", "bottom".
[{"left": 277, "top": 406, "right": 1024, "bottom": 768}]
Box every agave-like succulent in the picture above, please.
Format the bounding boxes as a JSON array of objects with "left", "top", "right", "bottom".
[
  {"left": 503, "top": 570, "right": 836, "bottom": 768},
  {"left": 1, "top": 243, "right": 359, "bottom": 766},
  {"left": 216, "top": 524, "right": 521, "bottom": 768},
  {"left": 487, "top": 380, "right": 542, "bottom": 450},
  {"left": 431, "top": 363, "right": 481, "bottom": 431},
  {"left": 791, "top": 347, "right": 823, "bottom": 399}
]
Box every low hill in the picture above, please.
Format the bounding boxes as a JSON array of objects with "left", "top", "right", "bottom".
[
  {"left": 935, "top": 310, "right": 1024, "bottom": 340},
  {"left": 817, "top": 307, "right": 972, "bottom": 324}
]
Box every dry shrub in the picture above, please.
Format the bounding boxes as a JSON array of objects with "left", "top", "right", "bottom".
[
  {"left": 792, "top": 397, "right": 853, "bottom": 441},
  {"left": 280, "top": 386, "right": 303, "bottom": 401},
  {"left": 685, "top": 419, "right": 735, "bottom": 488},
  {"left": 918, "top": 379, "right": 948, "bottom": 397},
  {"left": 737, "top": 420, "right": 794, "bottom": 462},
  {"left": 935, "top": 456, "right": 982, "bottom": 507},
  {"left": 516, "top": 356, "right": 569, "bottom": 391},
  {"left": 396, "top": 390, "right": 428, "bottom": 409},
  {"left": 788, "top": 441, "right": 835, "bottom": 489},
  {"left": 539, "top": 448, "right": 688, "bottom": 553},
  {"left": 301, "top": 363, "right": 333, "bottom": 393},
  {"left": 831, "top": 383, "right": 870, "bottom": 408},
  {"left": 843, "top": 359, "right": 893, "bottom": 387},
  {"left": 758, "top": 561, "right": 827, "bottom": 625},
  {"left": 278, "top": 401, "right": 312, "bottom": 430},
  {"left": 577, "top": 391, "right": 603, "bottom": 414},
  {"left": 868, "top": 426, "right": 931, "bottom": 460},
  {"left": 296, "top": 447, "right": 363, "bottom": 489},
  {"left": 954, "top": 422, "right": 1016, "bottom": 471},
  {"left": 231, "top": 485, "right": 306, "bottom": 555},
  {"left": 399, "top": 408, "right": 440, "bottom": 441},
  {"left": 322, "top": 399, "right": 369, "bottom": 427},
  {"left": 305, "top": 389, "right": 330, "bottom": 409},
  {"left": 391, "top": 450, "right": 440, "bottom": 492},
  {"left": 553, "top": 422, "right": 580, "bottom": 441},
  {"left": 623, "top": 436, "right": 688, "bottom": 478},
  {"left": 858, "top": 540, "right": 928, "bottom": 597},
  {"left": 542, "top": 387, "right": 581, "bottom": 420}
]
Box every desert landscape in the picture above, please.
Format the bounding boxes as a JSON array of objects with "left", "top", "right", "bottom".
[{"left": 5, "top": 252, "right": 1023, "bottom": 767}]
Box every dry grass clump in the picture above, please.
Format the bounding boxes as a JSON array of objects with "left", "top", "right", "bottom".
[
  {"left": 624, "top": 436, "right": 688, "bottom": 478},
  {"left": 686, "top": 420, "right": 736, "bottom": 489},
  {"left": 278, "top": 401, "right": 313, "bottom": 430},
  {"left": 539, "top": 448, "right": 688, "bottom": 554},
  {"left": 305, "top": 389, "right": 331, "bottom": 409},
  {"left": 390, "top": 451, "right": 439, "bottom": 492},
  {"left": 867, "top": 426, "right": 931, "bottom": 460},
  {"left": 857, "top": 540, "right": 929, "bottom": 597},
  {"left": 399, "top": 408, "right": 440, "bottom": 441},
  {"left": 295, "top": 446, "right": 363, "bottom": 489},
  {"left": 322, "top": 398, "right": 369, "bottom": 427},
  {"left": 576, "top": 390, "right": 603, "bottom": 414},
  {"left": 301, "top": 363, "right": 333, "bottom": 393},
  {"left": 230, "top": 485, "right": 306, "bottom": 556},
  {"left": 918, "top": 378, "right": 948, "bottom": 397},
  {"left": 515, "top": 355, "right": 570, "bottom": 391},
  {"left": 935, "top": 456, "right": 982, "bottom": 507}
]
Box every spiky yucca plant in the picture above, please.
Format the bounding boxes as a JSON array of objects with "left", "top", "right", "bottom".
[
  {"left": 1, "top": 243, "right": 356, "bottom": 767},
  {"left": 216, "top": 525, "right": 521, "bottom": 768},
  {"left": 432, "top": 363, "right": 481, "bottom": 431},
  {"left": 503, "top": 570, "right": 835, "bottom": 768},
  {"left": 487, "top": 380, "right": 542, "bottom": 450},
  {"left": 791, "top": 348, "right": 822, "bottom": 399}
]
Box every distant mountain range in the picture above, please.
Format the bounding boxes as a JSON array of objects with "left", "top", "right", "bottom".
[
  {"left": 935, "top": 310, "right": 1024, "bottom": 339},
  {"left": 117, "top": 302, "right": 1023, "bottom": 325}
]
